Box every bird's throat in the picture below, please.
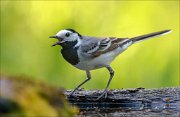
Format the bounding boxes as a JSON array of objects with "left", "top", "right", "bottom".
[
  {"left": 60, "top": 40, "right": 78, "bottom": 49},
  {"left": 60, "top": 40, "right": 80, "bottom": 65}
]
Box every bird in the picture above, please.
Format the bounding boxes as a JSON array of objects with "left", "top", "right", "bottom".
[{"left": 49, "top": 29, "right": 171, "bottom": 99}]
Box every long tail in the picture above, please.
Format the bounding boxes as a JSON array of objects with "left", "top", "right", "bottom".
[{"left": 130, "top": 30, "right": 171, "bottom": 43}]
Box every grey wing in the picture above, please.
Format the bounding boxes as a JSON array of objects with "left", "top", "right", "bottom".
[
  {"left": 80, "top": 36, "right": 101, "bottom": 54},
  {"left": 80, "top": 36, "right": 128, "bottom": 57}
]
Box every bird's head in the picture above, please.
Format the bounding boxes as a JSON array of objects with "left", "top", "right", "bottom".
[{"left": 50, "top": 29, "right": 82, "bottom": 47}]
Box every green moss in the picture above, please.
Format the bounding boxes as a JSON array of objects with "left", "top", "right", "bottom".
[
  {"left": 0, "top": 75, "right": 78, "bottom": 117},
  {"left": 0, "top": 98, "right": 25, "bottom": 117}
]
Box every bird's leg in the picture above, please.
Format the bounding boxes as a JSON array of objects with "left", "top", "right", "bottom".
[
  {"left": 69, "top": 71, "right": 91, "bottom": 97},
  {"left": 97, "top": 66, "right": 114, "bottom": 100}
]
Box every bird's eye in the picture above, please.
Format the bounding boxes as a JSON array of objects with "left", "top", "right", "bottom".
[{"left": 65, "top": 32, "right": 70, "bottom": 37}]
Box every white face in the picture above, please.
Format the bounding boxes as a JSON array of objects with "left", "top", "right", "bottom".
[{"left": 56, "top": 30, "right": 79, "bottom": 42}]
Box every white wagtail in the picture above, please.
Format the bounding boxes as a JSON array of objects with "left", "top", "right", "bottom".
[{"left": 50, "top": 29, "right": 171, "bottom": 99}]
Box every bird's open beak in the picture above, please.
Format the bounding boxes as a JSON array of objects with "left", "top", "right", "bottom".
[
  {"left": 49, "top": 36, "right": 58, "bottom": 38},
  {"left": 49, "top": 35, "right": 64, "bottom": 47},
  {"left": 51, "top": 41, "right": 62, "bottom": 47}
]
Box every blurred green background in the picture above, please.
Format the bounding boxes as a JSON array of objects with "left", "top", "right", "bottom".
[{"left": 0, "top": 1, "right": 179, "bottom": 89}]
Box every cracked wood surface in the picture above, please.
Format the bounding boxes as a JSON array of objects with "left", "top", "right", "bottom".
[{"left": 65, "top": 87, "right": 180, "bottom": 116}]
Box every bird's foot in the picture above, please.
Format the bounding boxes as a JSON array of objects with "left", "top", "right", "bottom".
[
  {"left": 68, "top": 90, "right": 76, "bottom": 98},
  {"left": 68, "top": 88, "right": 83, "bottom": 97},
  {"left": 96, "top": 90, "right": 108, "bottom": 100}
]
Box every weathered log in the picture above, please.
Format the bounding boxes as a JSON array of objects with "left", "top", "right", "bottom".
[{"left": 65, "top": 87, "right": 180, "bottom": 116}]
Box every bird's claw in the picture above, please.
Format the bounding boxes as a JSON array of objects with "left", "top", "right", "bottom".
[
  {"left": 96, "top": 90, "right": 108, "bottom": 100},
  {"left": 68, "top": 90, "right": 76, "bottom": 98}
]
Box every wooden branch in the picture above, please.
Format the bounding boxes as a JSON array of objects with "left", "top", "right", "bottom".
[{"left": 65, "top": 87, "right": 180, "bottom": 116}]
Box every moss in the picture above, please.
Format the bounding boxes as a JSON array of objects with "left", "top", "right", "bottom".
[
  {"left": 0, "top": 75, "right": 78, "bottom": 117},
  {"left": 0, "top": 97, "right": 25, "bottom": 117}
]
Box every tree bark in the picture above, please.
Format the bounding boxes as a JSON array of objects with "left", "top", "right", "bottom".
[{"left": 65, "top": 87, "right": 180, "bottom": 116}]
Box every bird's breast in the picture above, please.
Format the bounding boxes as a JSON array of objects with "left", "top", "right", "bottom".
[{"left": 61, "top": 47, "right": 79, "bottom": 65}]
